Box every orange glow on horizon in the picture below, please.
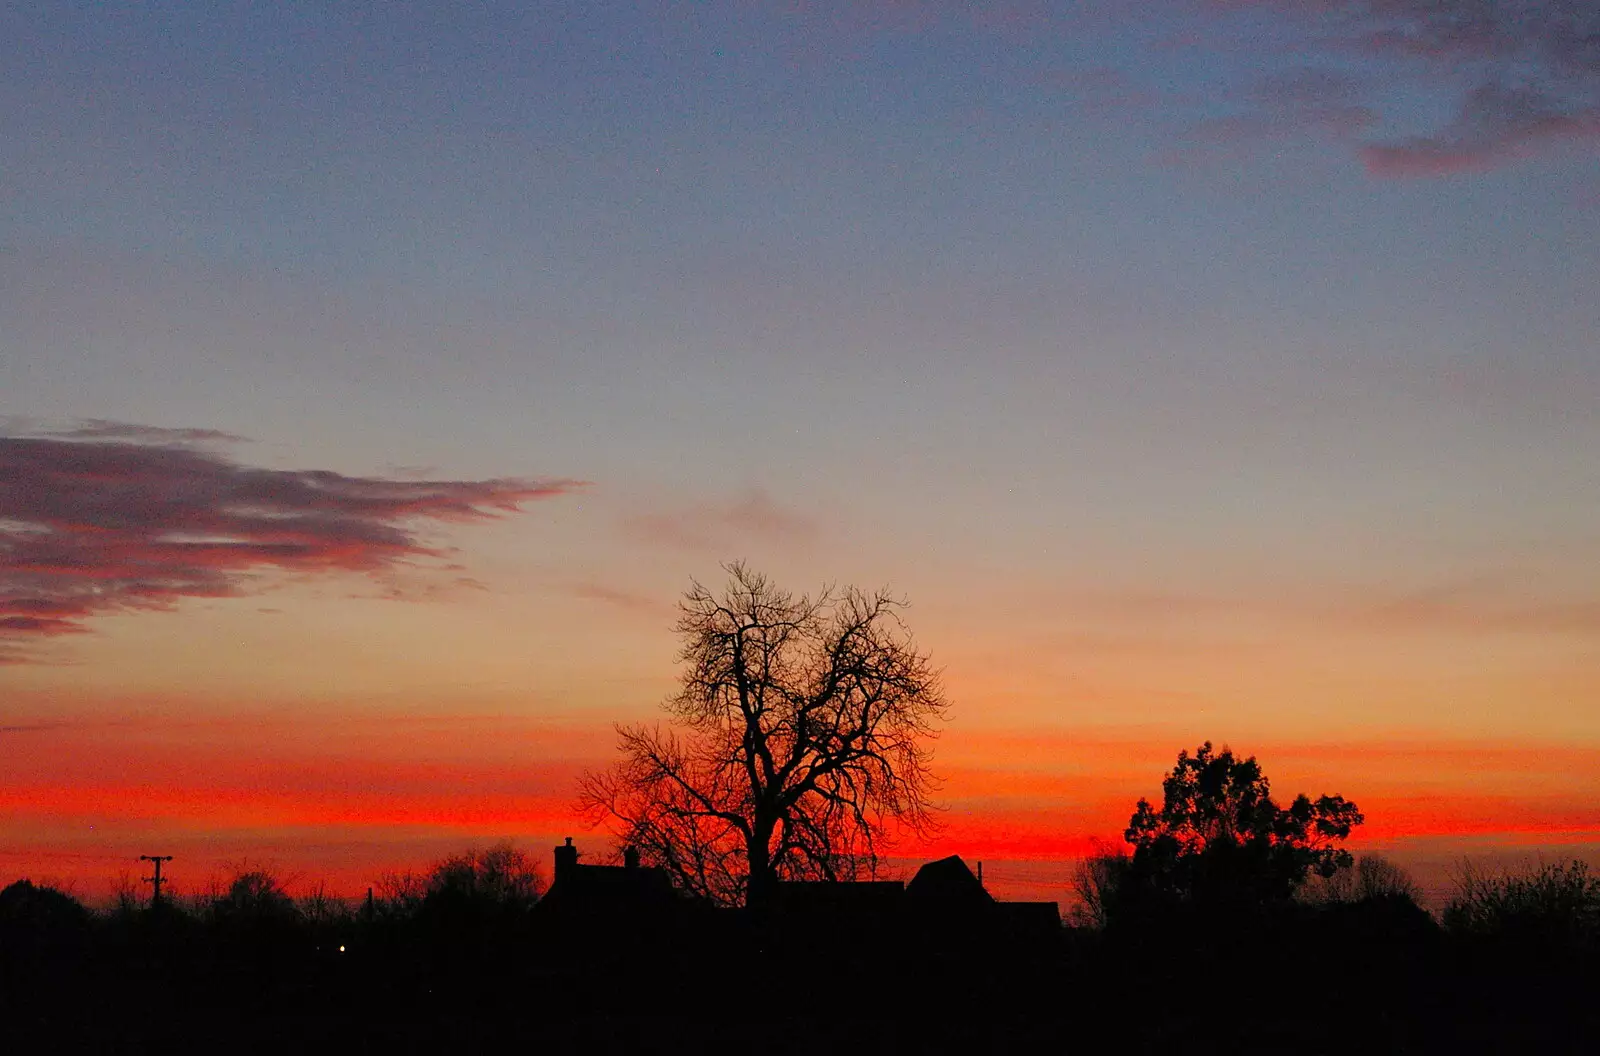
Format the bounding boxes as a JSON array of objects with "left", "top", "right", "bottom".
[{"left": 5, "top": 711, "right": 1598, "bottom": 901}]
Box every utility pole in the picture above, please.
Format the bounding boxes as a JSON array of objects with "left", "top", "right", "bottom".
[{"left": 140, "top": 855, "right": 173, "bottom": 909}]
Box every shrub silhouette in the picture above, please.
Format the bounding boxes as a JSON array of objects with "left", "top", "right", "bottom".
[
  {"left": 0, "top": 878, "right": 90, "bottom": 948},
  {"left": 1444, "top": 859, "right": 1600, "bottom": 944},
  {"left": 0, "top": 879, "right": 92, "bottom": 992}
]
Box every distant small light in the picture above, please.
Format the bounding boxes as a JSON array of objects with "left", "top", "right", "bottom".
[{"left": 338, "top": 945, "right": 346, "bottom": 953}]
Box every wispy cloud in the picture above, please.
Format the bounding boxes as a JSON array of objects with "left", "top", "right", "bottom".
[
  {"left": 0, "top": 425, "right": 586, "bottom": 662},
  {"left": 622, "top": 488, "right": 819, "bottom": 551},
  {"left": 1337, "top": 576, "right": 1600, "bottom": 635},
  {"left": 1063, "top": 576, "right": 1600, "bottom": 638},
  {"left": 1040, "top": 66, "right": 1162, "bottom": 115},
  {"left": 48, "top": 419, "right": 248, "bottom": 445},
  {"left": 568, "top": 581, "right": 669, "bottom": 615},
  {"left": 1151, "top": 56, "right": 1383, "bottom": 169},
  {"left": 1154, "top": 1, "right": 1600, "bottom": 175},
  {"left": 1343, "top": 0, "right": 1600, "bottom": 69},
  {"left": 1360, "top": 80, "right": 1600, "bottom": 175}
]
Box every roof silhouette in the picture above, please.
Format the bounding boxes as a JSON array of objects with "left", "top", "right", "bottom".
[{"left": 907, "top": 855, "right": 994, "bottom": 904}]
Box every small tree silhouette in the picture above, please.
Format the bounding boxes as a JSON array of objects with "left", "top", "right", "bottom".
[
  {"left": 1069, "top": 841, "right": 1131, "bottom": 929},
  {"left": 373, "top": 869, "right": 427, "bottom": 919},
  {"left": 419, "top": 843, "right": 543, "bottom": 922},
  {"left": 298, "top": 881, "right": 351, "bottom": 927},
  {"left": 212, "top": 869, "right": 298, "bottom": 926},
  {"left": 109, "top": 871, "right": 144, "bottom": 920},
  {"left": 1301, "top": 854, "right": 1422, "bottom": 905}
]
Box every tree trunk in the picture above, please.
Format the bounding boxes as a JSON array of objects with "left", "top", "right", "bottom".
[{"left": 746, "top": 817, "right": 777, "bottom": 911}]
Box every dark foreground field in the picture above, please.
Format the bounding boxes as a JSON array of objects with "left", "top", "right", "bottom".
[{"left": 4, "top": 898, "right": 1597, "bottom": 1054}]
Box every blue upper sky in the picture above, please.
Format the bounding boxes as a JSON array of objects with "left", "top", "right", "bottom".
[{"left": 2, "top": 1, "right": 1597, "bottom": 743}]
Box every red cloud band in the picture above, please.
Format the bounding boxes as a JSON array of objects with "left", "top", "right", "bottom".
[{"left": 0, "top": 430, "right": 586, "bottom": 660}]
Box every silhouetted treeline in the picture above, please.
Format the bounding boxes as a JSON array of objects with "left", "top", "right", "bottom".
[{"left": 3, "top": 851, "right": 1598, "bottom": 1053}]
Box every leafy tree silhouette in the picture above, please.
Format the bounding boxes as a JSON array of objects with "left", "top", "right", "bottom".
[{"left": 1122, "top": 741, "right": 1363, "bottom": 914}]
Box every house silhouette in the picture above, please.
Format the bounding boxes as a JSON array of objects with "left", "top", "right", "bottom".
[
  {"left": 537, "top": 840, "right": 1058, "bottom": 938},
  {"left": 907, "top": 854, "right": 994, "bottom": 903},
  {"left": 537, "top": 838, "right": 679, "bottom": 917}
]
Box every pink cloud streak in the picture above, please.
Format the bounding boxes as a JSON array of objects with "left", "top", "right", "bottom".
[{"left": 0, "top": 427, "right": 586, "bottom": 661}]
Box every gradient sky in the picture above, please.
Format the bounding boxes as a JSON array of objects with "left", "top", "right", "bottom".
[{"left": 3, "top": 1, "right": 1598, "bottom": 905}]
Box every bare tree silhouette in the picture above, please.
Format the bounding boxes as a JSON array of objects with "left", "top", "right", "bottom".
[{"left": 580, "top": 562, "right": 948, "bottom": 907}]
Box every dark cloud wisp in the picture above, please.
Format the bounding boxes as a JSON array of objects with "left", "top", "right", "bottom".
[
  {"left": 1181, "top": 0, "right": 1600, "bottom": 174},
  {"left": 1299, "top": 0, "right": 1599, "bottom": 172},
  {"left": 0, "top": 432, "right": 585, "bottom": 661},
  {"left": 1360, "top": 78, "right": 1600, "bottom": 175},
  {"left": 49, "top": 420, "right": 249, "bottom": 444}
]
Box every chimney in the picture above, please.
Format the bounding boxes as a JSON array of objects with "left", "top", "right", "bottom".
[
  {"left": 624, "top": 845, "right": 640, "bottom": 871},
  {"left": 554, "top": 837, "right": 577, "bottom": 886}
]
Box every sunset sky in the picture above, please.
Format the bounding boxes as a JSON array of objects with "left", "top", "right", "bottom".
[{"left": 3, "top": 1, "right": 1598, "bottom": 906}]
